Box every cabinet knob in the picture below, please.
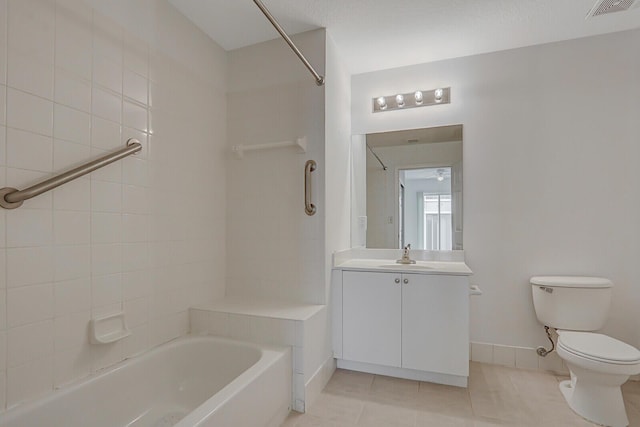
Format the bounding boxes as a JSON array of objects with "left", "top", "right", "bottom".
[
  {"left": 394, "top": 278, "right": 400, "bottom": 284},
  {"left": 403, "top": 278, "right": 409, "bottom": 284}
]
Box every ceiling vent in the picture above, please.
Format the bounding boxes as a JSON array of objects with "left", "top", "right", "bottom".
[{"left": 586, "top": 0, "right": 638, "bottom": 18}]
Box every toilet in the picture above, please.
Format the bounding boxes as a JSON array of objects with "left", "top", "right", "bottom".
[{"left": 530, "top": 276, "right": 640, "bottom": 427}]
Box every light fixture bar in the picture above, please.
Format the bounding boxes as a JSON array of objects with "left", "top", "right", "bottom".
[{"left": 372, "top": 87, "right": 451, "bottom": 113}]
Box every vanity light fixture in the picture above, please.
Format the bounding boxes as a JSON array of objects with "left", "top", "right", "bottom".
[
  {"left": 372, "top": 87, "right": 451, "bottom": 113},
  {"left": 414, "top": 91, "right": 423, "bottom": 105},
  {"left": 376, "top": 96, "right": 387, "bottom": 110}
]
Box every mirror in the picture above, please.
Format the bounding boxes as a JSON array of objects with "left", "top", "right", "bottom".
[{"left": 351, "top": 125, "right": 463, "bottom": 250}]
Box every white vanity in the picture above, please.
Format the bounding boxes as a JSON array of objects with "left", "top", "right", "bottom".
[{"left": 332, "top": 249, "right": 473, "bottom": 387}]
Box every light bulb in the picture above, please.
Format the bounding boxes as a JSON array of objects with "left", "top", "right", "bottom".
[
  {"left": 434, "top": 88, "right": 444, "bottom": 103},
  {"left": 437, "top": 175, "right": 444, "bottom": 182},
  {"left": 395, "top": 94, "right": 405, "bottom": 108},
  {"left": 376, "top": 96, "right": 387, "bottom": 110},
  {"left": 414, "top": 91, "right": 423, "bottom": 105}
]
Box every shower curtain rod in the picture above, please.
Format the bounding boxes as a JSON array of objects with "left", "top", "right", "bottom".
[
  {"left": 366, "top": 143, "right": 388, "bottom": 171},
  {"left": 253, "top": 0, "right": 325, "bottom": 86}
]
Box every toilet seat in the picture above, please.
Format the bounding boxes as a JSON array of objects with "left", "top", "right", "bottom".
[{"left": 558, "top": 331, "right": 640, "bottom": 365}]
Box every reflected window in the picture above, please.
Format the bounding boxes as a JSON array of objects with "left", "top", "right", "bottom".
[{"left": 423, "top": 194, "right": 452, "bottom": 250}]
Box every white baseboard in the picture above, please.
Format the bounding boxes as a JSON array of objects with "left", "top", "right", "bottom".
[{"left": 470, "top": 341, "right": 570, "bottom": 375}]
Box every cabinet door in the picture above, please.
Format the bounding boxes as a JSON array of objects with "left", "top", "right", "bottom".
[
  {"left": 402, "top": 274, "right": 469, "bottom": 376},
  {"left": 343, "top": 271, "right": 402, "bottom": 367}
]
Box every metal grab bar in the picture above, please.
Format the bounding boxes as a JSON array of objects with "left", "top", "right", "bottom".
[
  {"left": 253, "top": 0, "right": 325, "bottom": 86},
  {"left": 0, "top": 139, "right": 142, "bottom": 209},
  {"left": 304, "top": 160, "right": 316, "bottom": 216}
]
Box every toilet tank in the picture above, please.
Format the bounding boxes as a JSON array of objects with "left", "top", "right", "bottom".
[{"left": 530, "top": 276, "right": 613, "bottom": 331}]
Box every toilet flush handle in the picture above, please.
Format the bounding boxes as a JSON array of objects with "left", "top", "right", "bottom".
[{"left": 539, "top": 286, "right": 553, "bottom": 294}]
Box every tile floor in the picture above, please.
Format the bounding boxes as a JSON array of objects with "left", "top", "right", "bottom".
[{"left": 282, "top": 363, "right": 640, "bottom": 426}]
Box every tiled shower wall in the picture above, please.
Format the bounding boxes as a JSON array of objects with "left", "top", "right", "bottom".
[{"left": 0, "top": 0, "right": 227, "bottom": 409}]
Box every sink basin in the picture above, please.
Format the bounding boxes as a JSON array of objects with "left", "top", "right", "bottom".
[{"left": 378, "top": 264, "right": 434, "bottom": 270}]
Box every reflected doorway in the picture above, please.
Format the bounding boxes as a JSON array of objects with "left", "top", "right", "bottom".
[{"left": 399, "top": 167, "right": 452, "bottom": 250}]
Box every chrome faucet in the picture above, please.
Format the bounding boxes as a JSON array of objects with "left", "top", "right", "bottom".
[{"left": 397, "top": 244, "right": 416, "bottom": 264}]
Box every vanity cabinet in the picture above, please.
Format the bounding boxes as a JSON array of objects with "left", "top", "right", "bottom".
[{"left": 338, "top": 269, "right": 470, "bottom": 386}]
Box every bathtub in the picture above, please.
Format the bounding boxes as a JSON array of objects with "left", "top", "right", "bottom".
[{"left": 0, "top": 336, "right": 292, "bottom": 427}]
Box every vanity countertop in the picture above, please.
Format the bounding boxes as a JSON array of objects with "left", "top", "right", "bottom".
[{"left": 334, "top": 258, "right": 472, "bottom": 276}]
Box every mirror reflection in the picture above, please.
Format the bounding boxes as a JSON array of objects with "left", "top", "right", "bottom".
[{"left": 352, "top": 125, "right": 463, "bottom": 250}]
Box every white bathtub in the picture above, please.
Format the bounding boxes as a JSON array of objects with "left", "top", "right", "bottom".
[{"left": 0, "top": 336, "right": 292, "bottom": 427}]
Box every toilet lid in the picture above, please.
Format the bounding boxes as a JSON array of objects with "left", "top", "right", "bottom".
[{"left": 558, "top": 331, "right": 640, "bottom": 364}]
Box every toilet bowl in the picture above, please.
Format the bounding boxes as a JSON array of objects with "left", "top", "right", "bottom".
[
  {"left": 556, "top": 331, "right": 640, "bottom": 427},
  {"left": 530, "top": 276, "right": 640, "bottom": 427}
]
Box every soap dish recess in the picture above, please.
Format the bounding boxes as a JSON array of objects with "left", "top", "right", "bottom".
[{"left": 90, "top": 312, "right": 131, "bottom": 344}]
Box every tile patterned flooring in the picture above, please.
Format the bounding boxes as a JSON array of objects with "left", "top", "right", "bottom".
[{"left": 282, "top": 363, "right": 640, "bottom": 426}]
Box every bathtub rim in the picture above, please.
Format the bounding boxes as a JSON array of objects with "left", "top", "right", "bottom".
[{"left": 0, "top": 334, "right": 289, "bottom": 425}]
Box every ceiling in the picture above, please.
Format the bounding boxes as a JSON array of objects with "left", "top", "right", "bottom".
[
  {"left": 168, "top": 0, "right": 640, "bottom": 74},
  {"left": 367, "top": 125, "right": 462, "bottom": 148}
]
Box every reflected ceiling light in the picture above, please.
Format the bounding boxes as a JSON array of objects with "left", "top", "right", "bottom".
[
  {"left": 436, "top": 169, "right": 445, "bottom": 181},
  {"left": 373, "top": 87, "right": 450, "bottom": 113}
]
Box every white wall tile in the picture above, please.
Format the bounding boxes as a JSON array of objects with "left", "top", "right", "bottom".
[
  {"left": 53, "top": 178, "right": 90, "bottom": 211},
  {"left": 91, "top": 212, "right": 122, "bottom": 244},
  {"left": 0, "top": 125, "right": 5, "bottom": 165},
  {"left": 122, "top": 185, "right": 147, "bottom": 214},
  {"left": 54, "top": 245, "right": 90, "bottom": 282},
  {"left": 0, "top": 0, "right": 6, "bottom": 86},
  {"left": 123, "top": 101, "right": 147, "bottom": 133},
  {"left": 122, "top": 269, "right": 151, "bottom": 300},
  {"left": 7, "top": 320, "right": 54, "bottom": 368},
  {"left": 7, "top": 246, "right": 54, "bottom": 288},
  {"left": 0, "top": 86, "right": 6, "bottom": 125},
  {"left": 6, "top": 208, "right": 53, "bottom": 247},
  {"left": 6, "top": 88, "right": 53, "bottom": 136},
  {"left": 91, "top": 273, "right": 122, "bottom": 307},
  {"left": 123, "top": 70, "right": 147, "bottom": 105},
  {"left": 124, "top": 297, "right": 149, "bottom": 328},
  {"left": 122, "top": 157, "right": 148, "bottom": 187},
  {"left": 0, "top": 371, "right": 5, "bottom": 411},
  {"left": 515, "top": 347, "right": 539, "bottom": 370},
  {"left": 92, "top": 86, "right": 121, "bottom": 123},
  {"left": 0, "top": 331, "right": 6, "bottom": 372},
  {"left": 6, "top": 127, "right": 53, "bottom": 171},
  {"left": 91, "top": 117, "right": 121, "bottom": 153},
  {"left": 0, "top": 291, "right": 6, "bottom": 330},
  {"left": 189, "top": 309, "right": 209, "bottom": 334},
  {"left": 228, "top": 314, "right": 251, "bottom": 341},
  {"left": 122, "top": 242, "right": 148, "bottom": 272},
  {"left": 53, "top": 211, "right": 90, "bottom": 245},
  {"left": 54, "top": 104, "right": 91, "bottom": 145},
  {"left": 91, "top": 244, "right": 122, "bottom": 276},
  {"left": 90, "top": 340, "right": 124, "bottom": 374},
  {"left": 54, "top": 68, "right": 91, "bottom": 113},
  {"left": 91, "top": 180, "right": 122, "bottom": 213},
  {"left": 92, "top": 15, "right": 123, "bottom": 65},
  {"left": 7, "top": 356, "right": 53, "bottom": 408},
  {"left": 54, "top": 277, "right": 91, "bottom": 316},
  {"left": 471, "top": 342, "right": 493, "bottom": 364},
  {"left": 54, "top": 345, "right": 91, "bottom": 388},
  {"left": 123, "top": 33, "right": 147, "bottom": 77},
  {"left": 93, "top": 55, "right": 122, "bottom": 94},
  {"left": 123, "top": 324, "right": 148, "bottom": 358},
  {"left": 53, "top": 139, "right": 90, "bottom": 171},
  {"left": 122, "top": 214, "right": 148, "bottom": 243},
  {"left": 493, "top": 344, "right": 516, "bottom": 368},
  {"left": 7, "top": 283, "right": 53, "bottom": 328},
  {"left": 6, "top": 0, "right": 54, "bottom": 100},
  {"left": 0, "top": 249, "right": 6, "bottom": 289}
]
